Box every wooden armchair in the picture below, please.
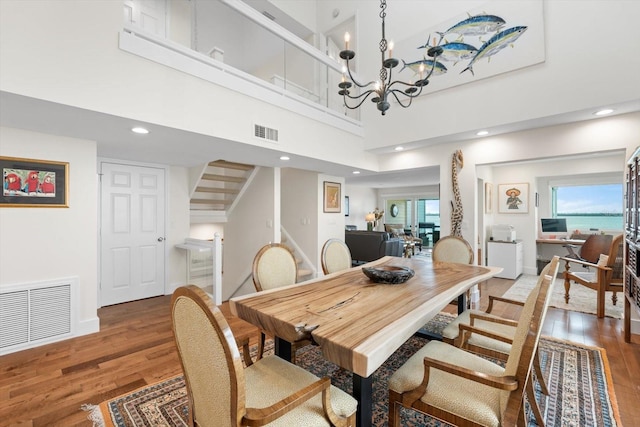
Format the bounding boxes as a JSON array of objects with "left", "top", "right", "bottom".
[
  {"left": 321, "top": 238, "right": 352, "bottom": 274},
  {"left": 171, "top": 286, "right": 357, "bottom": 427},
  {"left": 439, "top": 257, "right": 560, "bottom": 426},
  {"left": 388, "top": 261, "right": 556, "bottom": 427},
  {"left": 562, "top": 234, "right": 624, "bottom": 318}
]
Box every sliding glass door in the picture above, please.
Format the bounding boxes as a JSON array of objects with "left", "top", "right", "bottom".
[{"left": 385, "top": 198, "right": 440, "bottom": 247}]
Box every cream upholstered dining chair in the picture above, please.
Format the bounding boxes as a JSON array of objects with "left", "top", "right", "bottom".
[
  {"left": 252, "top": 243, "right": 310, "bottom": 362},
  {"left": 171, "top": 286, "right": 357, "bottom": 427},
  {"left": 432, "top": 235, "right": 475, "bottom": 310},
  {"left": 563, "top": 234, "right": 624, "bottom": 318},
  {"left": 252, "top": 243, "right": 298, "bottom": 292},
  {"left": 321, "top": 238, "right": 352, "bottom": 274},
  {"left": 432, "top": 235, "right": 474, "bottom": 264},
  {"left": 388, "top": 259, "right": 557, "bottom": 427},
  {"left": 439, "top": 257, "right": 560, "bottom": 426}
]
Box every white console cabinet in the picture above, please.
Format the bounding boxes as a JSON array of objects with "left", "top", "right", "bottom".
[{"left": 488, "top": 240, "right": 524, "bottom": 279}]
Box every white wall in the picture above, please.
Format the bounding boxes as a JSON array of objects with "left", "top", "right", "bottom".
[
  {"left": 282, "top": 168, "right": 319, "bottom": 269},
  {"left": 343, "top": 185, "right": 378, "bottom": 230},
  {"left": 0, "top": 127, "right": 99, "bottom": 336},
  {"left": 317, "top": 173, "right": 346, "bottom": 267},
  {"left": 222, "top": 167, "right": 278, "bottom": 300},
  {"left": 167, "top": 165, "right": 190, "bottom": 294}
]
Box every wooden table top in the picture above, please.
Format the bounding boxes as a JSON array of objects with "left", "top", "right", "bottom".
[{"left": 230, "top": 256, "right": 502, "bottom": 377}]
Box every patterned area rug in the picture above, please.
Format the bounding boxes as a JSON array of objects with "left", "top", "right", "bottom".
[
  {"left": 85, "top": 315, "right": 621, "bottom": 427},
  {"left": 503, "top": 274, "right": 623, "bottom": 319}
]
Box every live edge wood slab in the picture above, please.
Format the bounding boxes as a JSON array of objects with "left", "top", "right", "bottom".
[{"left": 230, "top": 256, "right": 502, "bottom": 378}]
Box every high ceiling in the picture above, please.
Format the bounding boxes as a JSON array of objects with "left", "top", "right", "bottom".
[{"left": 1, "top": 1, "right": 639, "bottom": 189}]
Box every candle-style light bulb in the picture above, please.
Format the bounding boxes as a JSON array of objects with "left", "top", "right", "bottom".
[
  {"left": 419, "top": 63, "right": 425, "bottom": 80},
  {"left": 375, "top": 81, "right": 381, "bottom": 92},
  {"left": 388, "top": 41, "right": 394, "bottom": 58},
  {"left": 344, "top": 32, "right": 350, "bottom": 50}
]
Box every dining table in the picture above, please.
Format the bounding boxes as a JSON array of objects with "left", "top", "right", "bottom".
[{"left": 230, "top": 255, "right": 502, "bottom": 427}]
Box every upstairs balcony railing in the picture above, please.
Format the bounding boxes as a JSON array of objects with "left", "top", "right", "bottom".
[{"left": 123, "top": 0, "right": 361, "bottom": 124}]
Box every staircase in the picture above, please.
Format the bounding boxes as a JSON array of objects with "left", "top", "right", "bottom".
[{"left": 190, "top": 160, "right": 256, "bottom": 223}]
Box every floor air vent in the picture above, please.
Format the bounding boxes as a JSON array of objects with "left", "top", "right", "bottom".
[
  {"left": 0, "top": 278, "right": 76, "bottom": 354},
  {"left": 254, "top": 124, "right": 279, "bottom": 142}
]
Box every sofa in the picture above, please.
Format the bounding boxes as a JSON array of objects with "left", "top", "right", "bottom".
[{"left": 344, "top": 230, "right": 404, "bottom": 265}]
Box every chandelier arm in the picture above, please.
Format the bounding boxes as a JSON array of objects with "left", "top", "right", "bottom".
[
  {"left": 388, "top": 90, "right": 415, "bottom": 108},
  {"left": 343, "top": 88, "right": 377, "bottom": 101},
  {"left": 343, "top": 90, "right": 378, "bottom": 110},
  {"left": 343, "top": 59, "right": 377, "bottom": 89}
]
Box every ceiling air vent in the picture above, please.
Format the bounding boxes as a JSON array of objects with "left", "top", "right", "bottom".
[{"left": 254, "top": 124, "right": 279, "bottom": 143}]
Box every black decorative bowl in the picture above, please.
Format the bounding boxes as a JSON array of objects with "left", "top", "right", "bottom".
[{"left": 362, "top": 266, "right": 415, "bottom": 284}]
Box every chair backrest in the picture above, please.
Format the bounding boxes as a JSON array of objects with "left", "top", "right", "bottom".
[
  {"left": 606, "top": 234, "right": 624, "bottom": 281},
  {"left": 384, "top": 223, "right": 407, "bottom": 238},
  {"left": 432, "top": 235, "right": 473, "bottom": 264},
  {"left": 499, "top": 256, "right": 560, "bottom": 423},
  {"left": 321, "top": 238, "right": 352, "bottom": 274},
  {"left": 252, "top": 243, "right": 298, "bottom": 292},
  {"left": 171, "top": 285, "right": 245, "bottom": 427},
  {"left": 578, "top": 234, "right": 613, "bottom": 264}
]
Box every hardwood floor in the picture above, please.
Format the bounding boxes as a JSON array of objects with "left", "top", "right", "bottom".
[{"left": 1, "top": 276, "right": 639, "bottom": 426}]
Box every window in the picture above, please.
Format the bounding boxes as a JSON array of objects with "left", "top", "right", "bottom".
[{"left": 551, "top": 184, "right": 623, "bottom": 231}]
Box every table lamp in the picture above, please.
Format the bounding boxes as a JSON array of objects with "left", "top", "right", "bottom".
[{"left": 365, "top": 213, "right": 376, "bottom": 231}]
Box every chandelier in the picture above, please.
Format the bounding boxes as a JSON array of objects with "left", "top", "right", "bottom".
[{"left": 338, "top": 0, "right": 443, "bottom": 116}]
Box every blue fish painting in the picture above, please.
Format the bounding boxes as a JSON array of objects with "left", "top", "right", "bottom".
[
  {"left": 418, "top": 40, "right": 478, "bottom": 64},
  {"left": 401, "top": 59, "right": 448, "bottom": 76},
  {"left": 461, "top": 26, "right": 528, "bottom": 75},
  {"left": 439, "top": 14, "right": 505, "bottom": 37}
]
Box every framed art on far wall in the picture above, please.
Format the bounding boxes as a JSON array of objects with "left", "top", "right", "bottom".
[
  {"left": 485, "top": 182, "right": 493, "bottom": 213},
  {"left": 1, "top": 156, "right": 69, "bottom": 208},
  {"left": 344, "top": 196, "right": 349, "bottom": 216},
  {"left": 323, "top": 181, "right": 341, "bottom": 213},
  {"left": 498, "top": 183, "right": 529, "bottom": 213}
]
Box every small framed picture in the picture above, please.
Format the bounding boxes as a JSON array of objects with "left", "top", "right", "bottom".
[
  {"left": 498, "top": 183, "right": 529, "bottom": 213},
  {"left": 1, "top": 156, "right": 69, "bottom": 208},
  {"left": 323, "top": 181, "right": 341, "bottom": 213},
  {"left": 485, "top": 182, "right": 493, "bottom": 213}
]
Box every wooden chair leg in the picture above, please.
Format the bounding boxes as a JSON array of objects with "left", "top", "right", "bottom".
[
  {"left": 534, "top": 350, "right": 549, "bottom": 395},
  {"left": 527, "top": 377, "right": 545, "bottom": 427},
  {"left": 388, "top": 392, "right": 401, "bottom": 427},
  {"left": 257, "top": 331, "right": 266, "bottom": 360},
  {"left": 564, "top": 278, "right": 571, "bottom": 303}
]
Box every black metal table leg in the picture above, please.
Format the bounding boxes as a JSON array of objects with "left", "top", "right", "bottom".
[
  {"left": 353, "top": 373, "right": 373, "bottom": 427},
  {"left": 458, "top": 292, "right": 467, "bottom": 314},
  {"left": 274, "top": 336, "right": 292, "bottom": 362}
]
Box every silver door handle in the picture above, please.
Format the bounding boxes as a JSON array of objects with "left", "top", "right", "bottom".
[{"left": 157, "top": 237, "right": 164, "bottom": 242}]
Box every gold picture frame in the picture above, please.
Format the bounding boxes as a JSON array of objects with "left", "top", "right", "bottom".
[
  {"left": 323, "top": 181, "right": 341, "bottom": 213},
  {"left": 1, "top": 156, "right": 69, "bottom": 208}
]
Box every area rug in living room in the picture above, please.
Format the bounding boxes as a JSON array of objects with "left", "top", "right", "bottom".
[
  {"left": 85, "top": 331, "right": 622, "bottom": 426},
  {"left": 503, "top": 274, "right": 623, "bottom": 319}
]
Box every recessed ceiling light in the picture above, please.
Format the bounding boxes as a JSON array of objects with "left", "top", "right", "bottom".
[
  {"left": 279, "top": 156, "right": 290, "bottom": 161},
  {"left": 476, "top": 130, "right": 489, "bottom": 136},
  {"left": 394, "top": 146, "right": 404, "bottom": 151},
  {"left": 352, "top": 171, "right": 360, "bottom": 175},
  {"left": 594, "top": 109, "right": 614, "bottom": 116},
  {"left": 131, "top": 127, "right": 149, "bottom": 134}
]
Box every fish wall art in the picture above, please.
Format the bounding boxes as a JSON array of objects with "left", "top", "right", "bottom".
[{"left": 394, "top": 0, "right": 545, "bottom": 93}]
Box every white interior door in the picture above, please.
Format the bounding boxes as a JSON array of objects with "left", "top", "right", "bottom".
[{"left": 100, "top": 162, "right": 166, "bottom": 306}]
